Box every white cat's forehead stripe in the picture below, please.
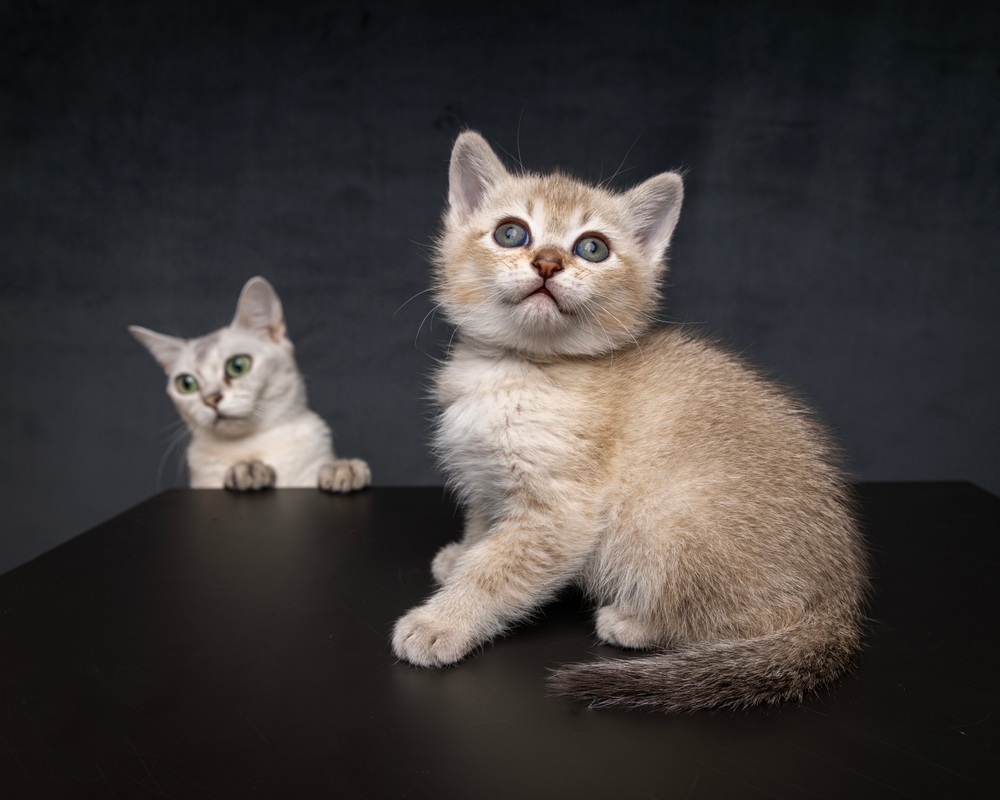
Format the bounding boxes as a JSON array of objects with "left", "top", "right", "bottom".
[{"left": 192, "top": 332, "right": 222, "bottom": 361}]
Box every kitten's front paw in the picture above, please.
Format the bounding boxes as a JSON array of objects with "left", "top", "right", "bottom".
[
  {"left": 430, "top": 542, "right": 466, "bottom": 585},
  {"left": 318, "top": 459, "right": 371, "bottom": 493},
  {"left": 392, "top": 605, "right": 477, "bottom": 667},
  {"left": 224, "top": 460, "right": 276, "bottom": 491},
  {"left": 595, "top": 605, "right": 659, "bottom": 650}
]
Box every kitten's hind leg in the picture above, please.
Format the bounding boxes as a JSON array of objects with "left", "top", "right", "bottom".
[
  {"left": 225, "top": 460, "right": 276, "bottom": 491},
  {"left": 431, "top": 506, "right": 489, "bottom": 584},
  {"left": 318, "top": 459, "right": 371, "bottom": 493},
  {"left": 595, "top": 605, "right": 662, "bottom": 650},
  {"left": 430, "top": 543, "right": 465, "bottom": 585}
]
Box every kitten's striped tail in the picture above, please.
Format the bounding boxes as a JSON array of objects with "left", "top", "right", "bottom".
[{"left": 548, "top": 612, "right": 863, "bottom": 713}]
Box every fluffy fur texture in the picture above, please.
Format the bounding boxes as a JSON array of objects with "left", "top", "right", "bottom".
[
  {"left": 130, "top": 277, "right": 370, "bottom": 493},
  {"left": 391, "top": 132, "right": 868, "bottom": 713}
]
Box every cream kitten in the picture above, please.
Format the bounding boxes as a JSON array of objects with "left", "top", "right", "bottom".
[
  {"left": 391, "top": 132, "right": 868, "bottom": 712},
  {"left": 130, "top": 277, "right": 370, "bottom": 493}
]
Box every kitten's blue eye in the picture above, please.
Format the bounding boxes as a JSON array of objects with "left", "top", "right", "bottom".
[
  {"left": 175, "top": 374, "right": 199, "bottom": 394},
  {"left": 225, "top": 355, "right": 252, "bottom": 378},
  {"left": 494, "top": 221, "right": 529, "bottom": 248},
  {"left": 574, "top": 235, "right": 610, "bottom": 262}
]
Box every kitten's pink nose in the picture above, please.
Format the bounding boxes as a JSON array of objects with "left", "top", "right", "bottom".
[
  {"left": 532, "top": 250, "right": 563, "bottom": 279},
  {"left": 203, "top": 392, "right": 223, "bottom": 409}
]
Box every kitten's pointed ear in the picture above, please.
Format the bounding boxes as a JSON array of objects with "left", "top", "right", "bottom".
[
  {"left": 625, "top": 172, "right": 684, "bottom": 258},
  {"left": 448, "top": 131, "right": 508, "bottom": 222},
  {"left": 129, "top": 326, "right": 185, "bottom": 373},
  {"left": 232, "top": 277, "right": 286, "bottom": 342}
]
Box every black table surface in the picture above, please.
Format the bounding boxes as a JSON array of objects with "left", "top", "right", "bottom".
[{"left": 1, "top": 483, "right": 997, "bottom": 799}]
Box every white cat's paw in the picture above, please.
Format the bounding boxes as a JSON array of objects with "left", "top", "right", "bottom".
[
  {"left": 430, "top": 542, "right": 466, "bottom": 585},
  {"left": 595, "top": 605, "right": 659, "bottom": 650},
  {"left": 392, "top": 605, "right": 477, "bottom": 667},
  {"left": 318, "top": 459, "right": 371, "bottom": 493},
  {"left": 224, "top": 460, "right": 276, "bottom": 491}
]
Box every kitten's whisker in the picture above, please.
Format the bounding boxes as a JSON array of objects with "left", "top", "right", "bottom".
[
  {"left": 582, "top": 306, "right": 615, "bottom": 357},
  {"left": 415, "top": 303, "right": 445, "bottom": 347},
  {"left": 593, "top": 301, "right": 644, "bottom": 360},
  {"left": 601, "top": 129, "right": 646, "bottom": 188},
  {"left": 394, "top": 287, "right": 437, "bottom": 317},
  {"left": 447, "top": 297, "right": 492, "bottom": 356},
  {"left": 601, "top": 165, "right": 639, "bottom": 185},
  {"left": 516, "top": 106, "right": 527, "bottom": 174},
  {"left": 590, "top": 292, "right": 678, "bottom": 329},
  {"left": 496, "top": 133, "right": 525, "bottom": 174},
  {"left": 496, "top": 255, "right": 520, "bottom": 273}
]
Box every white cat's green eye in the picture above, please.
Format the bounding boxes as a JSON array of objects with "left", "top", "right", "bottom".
[
  {"left": 175, "top": 374, "right": 199, "bottom": 394},
  {"left": 574, "top": 235, "right": 610, "bottom": 262},
  {"left": 494, "top": 221, "right": 529, "bottom": 248},
  {"left": 225, "top": 355, "right": 253, "bottom": 378}
]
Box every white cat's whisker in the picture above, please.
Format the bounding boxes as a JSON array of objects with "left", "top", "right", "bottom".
[
  {"left": 158, "top": 416, "right": 187, "bottom": 436},
  {"left": 156, "top": 425, "right": 190, "bottom": 491}
]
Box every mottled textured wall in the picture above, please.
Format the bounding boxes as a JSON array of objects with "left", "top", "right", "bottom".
[{"left": 2, "top": 0, "right": 998, "bottom": 574}]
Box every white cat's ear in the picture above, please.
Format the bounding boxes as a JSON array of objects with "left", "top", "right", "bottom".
[
  {"left": 232, "top": 277, "right": 286, "bottom": 342},
  {"left": 448, "top": 131, "right": 508, "bottom": 221},
  {"left": 129, "top": 326, "right": 185, "bottom": 373},
  {"left": 625, "top": 172, "right": 684, "bottom": 258}
]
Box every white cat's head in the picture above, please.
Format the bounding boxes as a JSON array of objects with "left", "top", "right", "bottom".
[
  {"left": 435, "top": 131, "right": 684, "bottom": 358},
  {"left": 130, "top": 277, "right": 305, "bottom": 438}
]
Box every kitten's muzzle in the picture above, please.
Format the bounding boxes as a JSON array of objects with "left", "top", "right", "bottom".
[{"left": 203, "top": 392, "right": 223, "bottom": 409}]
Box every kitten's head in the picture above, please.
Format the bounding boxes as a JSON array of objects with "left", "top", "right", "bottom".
[
  {"left": 435, "top": 131, "right": 683, "bottom": 358},
  {"left": 129, "top": 277, "right": 304, "bottom": 437}
]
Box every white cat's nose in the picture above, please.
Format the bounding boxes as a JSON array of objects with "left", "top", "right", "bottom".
[
  {"left": 203, "top": 392, "right": 223, "bottom": 409},
  {"left": 532, "top": 249, "right": 564, "bottom": 279}
]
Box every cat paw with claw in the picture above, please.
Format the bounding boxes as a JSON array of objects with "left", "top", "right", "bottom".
[
  {"left": 224, "top": 460, "right": 276, "bottom": 491},
  {"left": 392, "top": 606, "right": 477, "bottom": 667},
  {"left": 318, "top": 459, "right": 371, "bottom": 493}
]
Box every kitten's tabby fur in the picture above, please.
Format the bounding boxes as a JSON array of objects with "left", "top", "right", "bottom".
[
  {"left": 130, "top": 277, "right": 370, "bottom": 493},
  {"left": 391, "top": 132, "right": 868, "bottom": 712}
]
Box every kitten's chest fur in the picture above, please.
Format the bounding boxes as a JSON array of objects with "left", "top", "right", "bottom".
[{"left": 435, "top": 345, "right": 604, "bottom": 519}]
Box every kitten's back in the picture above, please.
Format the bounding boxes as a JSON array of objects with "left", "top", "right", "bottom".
[{"left": 554, "top": 328, "right": 867, "bottom": 710}]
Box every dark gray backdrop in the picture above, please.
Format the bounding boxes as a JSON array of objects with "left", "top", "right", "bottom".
[{"left": 2, "top": 0, "right": 998, "bottom": 576}]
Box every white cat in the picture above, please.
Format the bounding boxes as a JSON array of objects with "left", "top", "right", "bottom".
[
  {"left": 391, "top": 132, "right": 868, "bottom": 712},
  {"left": 130, "top": 277, "right": 370, "bottom": 493}
]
